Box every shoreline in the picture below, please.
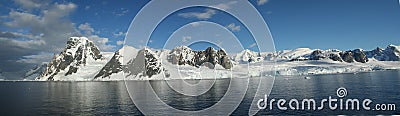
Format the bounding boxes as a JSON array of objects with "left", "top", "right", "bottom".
[{"left": 2, "top": 69, "right": 399, "bottom": 82}]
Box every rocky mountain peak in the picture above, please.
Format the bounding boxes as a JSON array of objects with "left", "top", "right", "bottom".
[
  {"left": 124, "top": 47, "right": 164, "bottom": 78},
  {"left": 94, "top": 46, "right": 138, "bottom": 79},
  {"left": 168, "top": 46, "right": 233, "bottom": 69},
  {"left": 383, "top": 45, "right": 400, "bottom": 61},
  {"left": 65, "top": 37, "right": 102, "bottom": 60},
  {"left": 234, "top": 49, "right": 263, "bottom": 63},
  {"left": 309, "top": 50, "right": 325, "bottom": 60},
  {"left": 365, "top": 45, "right": 400, "bottom": 61},
  {"left": 367, "top": 47, "right": 383, "bottom": 56},
  {"left": 352, "top": 49, "right": 368, "bottom": 63},
  {"left": 36, "top": 37, "right": 104, "bottom": 81}
]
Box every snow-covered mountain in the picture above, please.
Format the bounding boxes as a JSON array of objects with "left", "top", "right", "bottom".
[
  {"left": 270, "top": 47, "right": 395, "bottom": 63},
  {"left": 23, "top": 63, "right": 47, "bottom": 80},
  {"left": 123, "top": 47, "right": 165, "bottom": 79},
  {"left": 92, "top": 46, "right": 234, "bottom": 80},
  {"left": 35, "top": 37, "right": 112, "bottom": 81},
  {"left": 30, "top": 36, "right": 400, "bottom": 81},
  {"left": 278, "top": 48, "right": 314, "bottom": 60},
  {"left": 94, "top": 46, "right": 137, "bottom": 80},
  {"left": 233, "top": 49, "right": 263, "bottom": 63},
  {"left": 366, "top": 45, "right": 400, "bottom": 61}
]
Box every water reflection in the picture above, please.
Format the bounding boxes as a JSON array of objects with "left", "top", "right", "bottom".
[
  {"left": 0, "top": 70, "right": 399, "bottom": 115},
  {"left": 36, "top": 82, "right": 139, "bottom": 115},
  {"left": 125, "top": 78, "right": 250, "bottom": 115}
]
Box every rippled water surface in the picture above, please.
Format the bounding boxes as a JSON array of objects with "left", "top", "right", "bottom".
[{"left": 0, "top": 70, "right": 399, "bottom": 115}]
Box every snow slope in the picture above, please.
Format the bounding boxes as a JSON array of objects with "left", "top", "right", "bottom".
[
  {"left": 233, "top": 49, "right": 264, "bottom": 63},
  {"left": 277, "top": 48, "right": 313, "bottom": 60},
  {"left": 23, "top": 63, "right": 47, "bottom": 80},
  {"left": 93, "top": 46, "right": 138, "bottom": 80},
  {"left": 272, "top": 60, "right": 400, "bottom": 76}
]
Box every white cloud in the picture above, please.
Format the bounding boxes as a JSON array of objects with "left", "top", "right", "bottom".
[
  {"left": 87, "top": 35, "right": 115, "bottom": 51},
  {"left": 77, "top": 22, "right": 116, "bottom": 51},
  {"left": 178, "top": 9, "right": 216, "bottom": 19},
  {"left": 85, "top": 6, "right": 90, "bottom": 10},
  {"left": 116, "top": 40, "right": 124, "bottom": 45},
  {"left": 113, "top": 8, "right": 129, "bottom": 16},
  {"left": 0, "top": 31, "right": 41, "bottom": 40},
  {"left": 46, "top": 3, "right": 77, "bottom": 17},
  {"left": 113, "top": 31, "right": 125, "bottom": 37},
  {"left": 182, "top": 36, "right": 192, "bottom": 43},
  {"left": 189, "top": 22, "right": 201, "bottom": 27},
  {"left": 257, "top": 0, "right": 269, "bottom": 5},
  {"left": 4, "top": 2, "right": 77, "bottom": 52},
  {"left": 226, "top": 23, "right": 240, "bottom": 32},
  {"left": 5, "top": 11, "right": 42, "bottom": 28},
  {"left": 78, "top": 23, "right": 94, "bottom": 35},
  {"left": 213, "top": 1, "right": 237, "bottom": 10},
  {"left": 266, "top": 11, "right": 272, "bottom": 15},
  {"left": 0, "top": 34, "right": 45, "bottom": 49},
  {"left": 1, "top": 1, "right": 121, "bottom": 75},
  {"left": 16, "top": 52, "right": 52, "bottom": 64},
  {"left": 0, "top": 1, "right": 111, "bottom": 76},
  {"left": 1, "top": 38, "right": 45, "bottom": 49},
  {"left": 248, "top": 43, "right": 257, "bottom": 48},
  {"left": 13, "top": 0, "right": 43, "bottom": 10}
]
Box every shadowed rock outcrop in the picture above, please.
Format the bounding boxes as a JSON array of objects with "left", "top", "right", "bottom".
[{"left": 168, "top": 46, "right": 233, "bottom": 69}]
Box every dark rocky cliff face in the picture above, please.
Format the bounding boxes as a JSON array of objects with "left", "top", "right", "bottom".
[
  {"left": 328, "top": 53, "right": 343, "bottom": 62},
  {"left": 352, "top": 49, "right": 368, "bottom": 63},
  {"left": 309, "top": 50, "right": 325, "bottom": 60},
  {"left": 340, "top": 51, "right": 354, "bottom": 63},
  {"left": 168, "top": 46, "right": 233, "bottom": 69},
  {"left": 366, "top": 47, "right": 383, "bottom": 58},
  {"left": 292, "top": 49, "right": 369, "bottom": 63},
  {"left": 338, "top": 49, "right": 368, "bottom": 63},
  {"left": 95, "top": 46, "right": 234, "bottom": 79},
  {"left": 365, "top": 45, "right": 400, "bottom": 61},
  {"left": 383, "top": 45, "right": 400, "bottom": 61},
  {"left": 124, "top": 48, "right": 164, "bottom": 78},
  {"left": 94, "top": 51, "right": 122, "bottom": 79}
]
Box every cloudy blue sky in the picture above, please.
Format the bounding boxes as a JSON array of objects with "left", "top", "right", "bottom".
[{"left": 0, "top": 0, "right": 400, "bottom": 78}]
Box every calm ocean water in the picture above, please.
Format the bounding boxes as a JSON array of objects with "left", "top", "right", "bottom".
[{"left": 0, "top": 70, "right": 399, "bottom": 115}]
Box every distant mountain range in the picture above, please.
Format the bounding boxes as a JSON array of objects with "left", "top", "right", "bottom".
[
  {"left": 23, "top": 63, "right": 47, "bottom": 80},
  {"left": 27, "top": 37, "right": 400, "bottom": 81}
]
